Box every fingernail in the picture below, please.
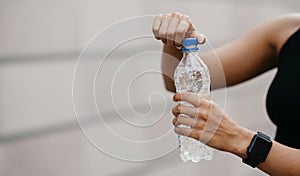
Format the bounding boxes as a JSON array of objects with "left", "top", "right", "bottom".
[
  {"left": 198, "top": 37, "right": 205, "bottom": 44},
  {"left": 174, "top": 93, "right": 181, "bottom": 101},
  {"left": 175, "top": 45, "right": 182, "bottom": 50},
  {"left": 173, "top": 95, "right": 177, "bottom": 101}
]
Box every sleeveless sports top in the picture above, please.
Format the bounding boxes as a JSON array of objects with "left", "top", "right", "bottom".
[{"left": 266, "top": 28, "right": 300, "bottom": 149}]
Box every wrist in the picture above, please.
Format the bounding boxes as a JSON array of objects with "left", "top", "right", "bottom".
[
  {"left": 163, "top": 44, "right": 182, "bottom": 58},
  {"left": 228, "top": 127, "right": 255, "bottom": 159},
  {"left": 242, "top": 131, "right": 273, "bottom": 168}
]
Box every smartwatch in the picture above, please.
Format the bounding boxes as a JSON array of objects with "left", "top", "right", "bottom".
[{"left": 242, "top": 131, "right": 273, "bottom": 168}]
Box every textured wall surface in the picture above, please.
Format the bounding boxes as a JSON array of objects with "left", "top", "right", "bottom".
[{"left": 0, "top": 0, "right": 299, "bottom": 175}]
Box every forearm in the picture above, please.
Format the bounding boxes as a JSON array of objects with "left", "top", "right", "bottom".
[
  {"left": 200, "top": 51, "right": 228, "bottom": 89},
  {"left": 228, "top": 127, "right": 300, "bottom": 176},
  {"left": 258, "top": 141, "right": 300, "bottom": 176}
]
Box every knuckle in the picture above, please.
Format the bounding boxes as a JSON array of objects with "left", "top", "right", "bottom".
[
  {"left": 154, "top": 14, "right": 162, "bottom": 22},
  {"left": 198, "top": 107, "right": 209, "bottom": 119},
  {"left": 202, "top": 98, "right": 211, "bottom": 108},
  {"left": 183, "top": 15, "right": 192, "bottom": 21},
  {"left": 171, "top": 12, "right": 181, "bottom": 17},
  {"left": 172, "top": 107, "right": 177, "bottom": 114},
  {"left": 195, "top": 95, "right": 202, "bottom": 106},
  {"left": 177, "top": 29, "right": 186, "bottom": 36},
  {"left": 176, "top": 104, "right": 182, "bottom": 112},
  {"left": 153, "top": 15, "right": 162, "bottom": 23},
  {"left": 172, "top": 104, "right": 181, "bottom": 114},
  {"left": 202, "top": 109, "right": 210, "bottom": 119},
  {"left": 152, "top": 28, "right": 159, "bottom": 34},
  {"left": 162, "top": 14, "right": 170, "bottom": 19},
  {"left": 153, "top": 16, "right": 159, "bottom": 23},
  {"left": 179, "top": 19, "right": 189, "bottom": 28},
  {"left": 196, "top": 120, "right": 204, "bottom": 129},
  {"left": 197, "top": 110, "right": 203, "bottom": 119}
]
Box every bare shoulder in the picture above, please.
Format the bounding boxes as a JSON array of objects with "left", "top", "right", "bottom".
[{"left": 267, "top": 13, "right": 300, "bottom": 54}]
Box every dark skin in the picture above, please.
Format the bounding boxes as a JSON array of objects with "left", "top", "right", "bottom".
[{"left": 153, "top": 12, "right": 300, "bottom": 176}]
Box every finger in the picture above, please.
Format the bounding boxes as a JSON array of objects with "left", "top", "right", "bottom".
[
  {"left": 173, "top": 92, "right": 210, "bottom": 107},
  {"left": 158, "top": 14, "right": 170, "bottom": 44},
  {"left": 181, "top": 15, "right": 195, "bottom": 30},
  {"left": 172, "top": 104, "right": 201, "bottom": 118},
  {"left": 152, "top": 14, "right": 163, "bottom": 40},
  {"left": 174, "top": 17, "right": 190, "bottom": 46},
  {"left": 173, "top": 115, "right": 196, "bottom": 127},
  {"left": 188, "top": 31, "right": 206, "bottom": 44},
  {"left": 174, "top": 127, "right": 200, "bottom": 140},
  {"left": 181, "top": 15, "right": 206, "bottom": 44},
  {"left": 166, "top": 13, "right": 180, "bottom": 45},
  {"left": 173, "top": 115, "right": 205, "bottom": 129}
]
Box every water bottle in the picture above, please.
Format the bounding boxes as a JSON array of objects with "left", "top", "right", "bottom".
[{"left": 174, "top": 38, "right": 214, "bottom": 162}]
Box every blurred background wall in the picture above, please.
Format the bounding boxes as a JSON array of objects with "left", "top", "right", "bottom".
[{"left": 0, "top": 0, "right": 299, "bottom": 175}]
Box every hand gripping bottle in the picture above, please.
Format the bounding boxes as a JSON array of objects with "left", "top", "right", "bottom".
[{"left": 174, "top": 38, "right": 214, "bottom": 162}]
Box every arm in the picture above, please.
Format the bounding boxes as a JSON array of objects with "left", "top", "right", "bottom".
[
  {"left": 172, "top": 92, "right": 300, "bottom": 176},
  {"left": 153, "top": 13, "right": 300, "bottom": 91},
  {"left": 259, "top": 141, "right": 300, "bottom": 176}
]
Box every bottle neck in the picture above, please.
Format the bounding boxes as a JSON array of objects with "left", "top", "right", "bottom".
[
  {"left": 183, "top": 50, "right": 199, "bottom": 57},
  {"left": 181, "top": 50, "right": 201, "bottom": 67}
]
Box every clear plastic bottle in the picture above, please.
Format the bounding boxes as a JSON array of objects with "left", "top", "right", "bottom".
[{"left": 174, "top": 38, "right": 214, "bottom": 162}]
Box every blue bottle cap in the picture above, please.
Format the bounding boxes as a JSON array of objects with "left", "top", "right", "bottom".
[
  {"left": 182, "top": 38, "right": 198, "bottom": 46},
  {"left": 182, "top": 47, "right": 198, "bottom": 52}
]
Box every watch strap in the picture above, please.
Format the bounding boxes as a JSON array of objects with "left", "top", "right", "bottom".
[{"left": 242, "top": 156, "right": 261, "bottom": 168}]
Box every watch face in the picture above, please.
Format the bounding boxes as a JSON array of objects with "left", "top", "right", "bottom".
[{"left": 249, "top": 135, "right": 272, "bottom": 161}]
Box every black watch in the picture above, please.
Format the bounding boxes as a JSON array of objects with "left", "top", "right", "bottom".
[{"left": 242, "top": 131, "right": 273, "bottom": 168}]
